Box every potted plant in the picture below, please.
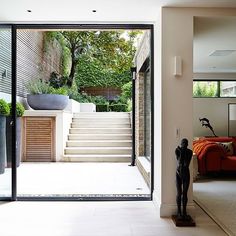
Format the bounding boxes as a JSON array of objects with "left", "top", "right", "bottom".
[
  {"left": 6, "top": 102, "right": 25, "bottom": 168},
  {"left": 26, "top": 79, "right": 69, "bottom": 110},
  {"left": 0, "top": 99, "right": 10, "bottom": 174}
]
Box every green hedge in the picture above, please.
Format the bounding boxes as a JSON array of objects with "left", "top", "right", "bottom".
[
  {"left": 96, "top": 104, "right": 109, "bottom": 112},
  {"left": 109, "top": 104, "right": 127, "bottom": 112},
  {"left": 96, "top": 103, "right": 129, "bottom": 112},
  {"left": 0, "top": 99, "right": 10, "bottom": 116}
]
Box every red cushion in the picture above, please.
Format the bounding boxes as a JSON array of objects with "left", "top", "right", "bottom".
[
  {"left": 205, "top": 151, "right": 222, "bottom": 171},
  {"left": 221, "top": 156, "right": 236, "bottom": 171}
]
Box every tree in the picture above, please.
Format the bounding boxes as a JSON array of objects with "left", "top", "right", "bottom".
[
  {"left": 60, "top": 31, "right": 95, "bottom": 87},
  {"left": 59, "top": 30, "right": 141, "bottom": 87}
]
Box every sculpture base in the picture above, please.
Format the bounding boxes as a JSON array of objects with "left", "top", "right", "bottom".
[{"left": 172, "top": 215, "right": 196, "bottom": 227}]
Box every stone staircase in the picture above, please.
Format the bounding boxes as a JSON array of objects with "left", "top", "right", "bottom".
[{"left": 63, "top": 112, "right": 132, "bottom": 162}]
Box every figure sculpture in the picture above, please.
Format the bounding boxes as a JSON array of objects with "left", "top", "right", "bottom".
[
  {"left": 175, "top": 138, "right": 192, "bottom": 220},
  {"left": 199, "top": 117, "right": 217, "bottom": 137}
]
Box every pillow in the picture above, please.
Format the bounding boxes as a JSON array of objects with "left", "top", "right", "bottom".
[{"left": 217, "top": 142, "right": 234, "bottom": 156}]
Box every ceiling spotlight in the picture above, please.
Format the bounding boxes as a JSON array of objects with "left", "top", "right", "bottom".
[
  {"left": 27, "top": 9, "right": 32, "bottom": 13},
  {"left": 92, "top": 10, "right": 97, "bottom": 13}
]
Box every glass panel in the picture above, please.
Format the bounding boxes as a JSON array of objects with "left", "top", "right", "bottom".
[
  {"left": 16, "top": 28, "right": 151, "bottom": 199},
  {"left": 144, "top": 67, "right": 151, "bottom": 161},
  {"left": 228, "top": 104, "right": 236, "bottom": 136},
  {"left": 0, "top": 26, "right": 12, "bottom": 198},
  {"left": 220, "top": 81, "right": 236, "bottom": 97},
  {"left": 193, "top": 81, "right": 218, "bottom": 97}
]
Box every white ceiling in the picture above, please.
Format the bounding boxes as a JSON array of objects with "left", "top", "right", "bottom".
[
  {"left": 1, "top": 0, "right": 236, "bottom": 22},
  {"left": 194, "top": 17, "right": 236, "bottom": 73}
]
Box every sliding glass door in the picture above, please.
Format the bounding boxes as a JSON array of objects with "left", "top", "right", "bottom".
[
  {"left": 0, "top": 25, "right": 14, "bottom": 199},
  {"left": 0, "top": 24, "right": 154, "bottom": 200}
]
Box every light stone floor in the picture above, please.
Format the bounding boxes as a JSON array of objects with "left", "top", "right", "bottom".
[
  {"left": 0, "top": 163, "right": 150, "bottom": 196},
  {"left": 0, "top": 201, "right": 227, "bottom": 236}
]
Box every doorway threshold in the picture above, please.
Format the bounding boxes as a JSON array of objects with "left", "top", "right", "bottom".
[{"left": 17, "top": 194, "right": 151, "bottom": 201}]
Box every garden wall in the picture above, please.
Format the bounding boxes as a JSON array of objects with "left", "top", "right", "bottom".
[
  {"left": 0, "top": 30, "right": 63, "bottom": 98},
  {"left": 82, "top": 87, "right": 121, "bottom": 100}
]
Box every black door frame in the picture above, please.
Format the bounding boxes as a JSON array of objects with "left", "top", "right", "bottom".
[{"left": 0, "top": 23, "right": 154, "bottom": 201}]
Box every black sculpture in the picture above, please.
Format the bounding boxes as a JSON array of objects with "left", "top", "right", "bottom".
[
  {"left": 199, "top": 117, "right": 217, "bottom": 137},
  {"left": 175, "top": 138, "right": 192, "bottom": 220}
]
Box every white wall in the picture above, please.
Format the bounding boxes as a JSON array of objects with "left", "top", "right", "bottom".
[
  {"left": 193, "top": 98, "right": 236, "bottom": 137},
  {"left": 155, "top": 7, "right": 236, "bottom": 217},
  {"left": 154, "top": 8, "right": 194, "bottom": 217},
  {"left": 194, "top": 16, "right": 236, "bottom": 73},
  {"left": 80, "top": 103, "right": 96, "bottom": 112}
]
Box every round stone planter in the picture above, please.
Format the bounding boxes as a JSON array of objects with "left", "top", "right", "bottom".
[{"left": 27, "top": 94, "right": 69, "bottom": 110}]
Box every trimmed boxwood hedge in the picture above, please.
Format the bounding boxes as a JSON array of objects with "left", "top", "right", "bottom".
[
  {"left": 109, "top": 104, "right": 127, "bottom": 112},
  {"left": 96, "top": 104, "right": 109, "bottom": 112},
  {"left": 96, "top": 103, "right": 129, "bottom": 112}
]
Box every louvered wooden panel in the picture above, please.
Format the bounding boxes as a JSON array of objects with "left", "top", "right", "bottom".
[
  {"left": 0, "top": 29, "right": 63, "bottom": 98},
  {"left": 0, "top": 29, "right": 12, "bottom": 95},
  {"left": 16, "top": 30, "right": 63, "bottom": 98},
  {"left": 23, "top": 117, "right": 55, "bottom": 162}
]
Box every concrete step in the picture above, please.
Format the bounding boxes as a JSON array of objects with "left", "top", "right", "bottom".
[
  {"left": 66, "top": 140, "right": 132, "bottom": 147},
  {"left": 71, "top": 123, "right": 130, "bottom": 128},
  {"left": 72, "top": 117, "right": 130, "bottom": 123},
  {"left": 62, "top": 154, "right": 131, "bottom": 162},
  {"left": 69, "top": 128, "right": 132, "bottom": 134},
  {"left": 73, "top": 112, "right": 130, "bottom": 118},
  {"left": 64, "top": 147, "right": 132, "bottom": 155},
  {"left": 68, "top": 134, "right": 132, "bottom": 140}
]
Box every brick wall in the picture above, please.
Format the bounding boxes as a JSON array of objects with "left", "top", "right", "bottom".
[
  {"left": 134, "top": 31, "right": 151, "bottom": 160},
  {"left": 135, "top": 72, "right": 145, "bottom": 156}
]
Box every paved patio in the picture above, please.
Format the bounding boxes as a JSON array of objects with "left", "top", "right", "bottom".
[{"left": 0, "top": 163, "right": 150, "bottom": 197}]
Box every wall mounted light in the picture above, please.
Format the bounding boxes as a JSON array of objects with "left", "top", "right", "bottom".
[
  {"left": 174, "top": 56, "right": 182, "bottom": 77},
  {"left": 2, "top": 69, "right": 7, "bottom": 79}
]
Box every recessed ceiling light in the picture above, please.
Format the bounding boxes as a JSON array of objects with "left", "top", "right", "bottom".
[
  {"left": 92, "top": 10, "right": 97, "bottom": 13},
  {"left": 209, "top": 50, "right": 236, "bottom": 56},
  {"left": 27, "top": 9, "right": 32, "bottom": 13}
]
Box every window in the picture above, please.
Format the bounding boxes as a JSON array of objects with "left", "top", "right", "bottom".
[
  {"left": 193, "top": 80, "right": 236, "bottom": 98},
  {"left": 193, "top": 81, "right": 218, "bottom": 97},
  {"left": 220, "top": 81, "right": 236, "bottom": 97}
]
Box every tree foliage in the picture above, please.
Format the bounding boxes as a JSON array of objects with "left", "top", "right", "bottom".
[
  {"left": 60, "top": 31, "right": 96, "bottom": 86},
  {"left": 48, "top": 30, "right": 142, "bottom": 88},
  {"left": 193, "top": 82, "right": 218, "bottom": 97},
  {"left": 75, "top": 55, "right": 131, "bottom": 88},
  {"left": 120, "top": 82, "right": 132, "bottom": 101}
]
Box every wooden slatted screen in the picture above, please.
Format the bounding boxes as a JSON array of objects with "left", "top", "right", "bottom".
[
  {"left": 0, "top": 29, "right": 63, "bottom": 98},
  {"left": 23, "top": 117, "right": 55, "bottom": 162}
]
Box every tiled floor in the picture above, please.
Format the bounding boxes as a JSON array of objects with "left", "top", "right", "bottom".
[
  {"left": 0, "top": 163, "right": 150, "bottom": 197},
  {"left": 0, "top": 201, "right": 226, "bottom": 236}
]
